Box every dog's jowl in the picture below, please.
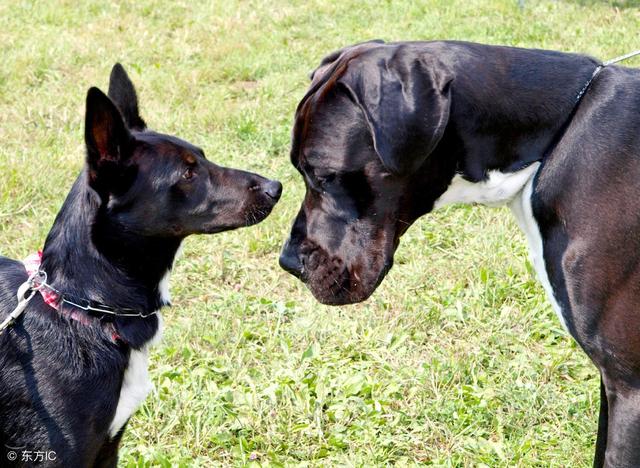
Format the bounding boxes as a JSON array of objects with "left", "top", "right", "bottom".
[
  {"left": 280, "top": 40, "right": 640, "bottom": 467},
  {"left": 0, "top": 64, "right": 281, "bottom": 467}
]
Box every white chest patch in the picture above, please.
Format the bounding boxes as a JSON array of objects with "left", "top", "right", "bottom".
[
  {"left": 158, "top": 269, "right": 172, "bottom": 307},
  {"left": 433, "top": 162, "right": 568, "bottom": 332},
  {"left": 433, "top": 163, "right": 541, "bottom": 209},
  {"left": 108, "top": 314, "right": 164, "bottom": 437},
  {"left": 508, "top": 175, "right": 568, "bottom": 332},
  {"left": 108, "top": 344, "right": 152, "bottom": 437},
  {"left": 108, "top": 267, "right": 174, "bottom": 438}
]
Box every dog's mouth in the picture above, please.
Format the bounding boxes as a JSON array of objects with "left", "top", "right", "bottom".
[
  {"left": 199, "top": 201, "right": 277, "bottom": 234},
  {"left": 301, "top": 245, "right": 394, "bottom": 305},
  {"left": 244, "top": 202, "right": 277, "bottom": 227}
]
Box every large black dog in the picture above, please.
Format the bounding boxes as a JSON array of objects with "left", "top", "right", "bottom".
[
  {"left": 280, "top": 40, "right": 640, "bottom": 467},
  {"left": 0, "top": 65, "right": 281, "bottom": 466}
]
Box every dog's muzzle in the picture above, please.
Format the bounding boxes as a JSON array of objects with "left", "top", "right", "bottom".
[{"left": 279, "top": 240, "right": 304, "bottom": 279}]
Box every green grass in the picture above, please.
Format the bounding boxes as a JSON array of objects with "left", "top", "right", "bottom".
[{"left": 1, "top": 0, "right": 639, "bottom": 466}]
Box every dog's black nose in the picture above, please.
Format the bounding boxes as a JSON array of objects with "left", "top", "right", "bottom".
[
  {"left": 263, "top": 180, "right": 282, "bottom": 201},
  {"left": 279, "top": 243, "right": 303, "bottom": 278}
]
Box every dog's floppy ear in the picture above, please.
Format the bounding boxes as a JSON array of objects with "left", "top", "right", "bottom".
[
  {"left": 85, "top": 87, "right": 135, "bottom": 196},
  {"left": 338, "top": 53, "right": 452, "bottom": 175},
  {"left": 108, "top": 63, "right": 146, "bottom": 131},
  {"left": 310, "top": 40, "right": 385, "bottom": 81}
]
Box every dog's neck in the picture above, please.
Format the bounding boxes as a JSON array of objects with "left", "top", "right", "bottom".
[
  {"left": 412, "top": 44, "right": 602, "bottom": 215},
  {"left": 40, "top": 173, "right": 181, "bottom": 347},
  {"left": 440, "top": 43, "right": 600, "bottom": 181}
]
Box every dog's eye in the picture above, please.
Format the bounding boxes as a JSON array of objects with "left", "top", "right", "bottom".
[
  {"left": 183, "top": 167, "right": 196, "bottom": 180},
  {"left": 316, "top": 174, "right": 335, "bottom": 187}
]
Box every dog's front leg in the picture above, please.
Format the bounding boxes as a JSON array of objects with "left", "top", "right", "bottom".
[
  {"left": 593, "top": 377, "right": 608, "bottom": 468},
  {"left": 92, "top": 427, "right": 125, "bottom": 468},
  {"left": 601, "top": 380, "right": 640, "bottom": 468}
]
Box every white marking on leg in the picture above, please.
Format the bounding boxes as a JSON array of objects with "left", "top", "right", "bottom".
[
  {"left": 509, "top": 172, "right": 569, "bottom": 332},
  {"left": 434, "top": 164, "right": 541, "bottom": 209}
]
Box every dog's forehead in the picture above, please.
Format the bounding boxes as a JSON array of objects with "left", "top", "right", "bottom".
[
  {"left": 134, "top": 131, "right": 204, "bottom": 162},
  {"left": 299, "top": 119, "right": 380, "bottom": 177},
  {"left": 300, "top": 143, "right": 352, "bottom": 173},
  {"left": 295, "top": 112, "right": 368, "bottom": 175}
]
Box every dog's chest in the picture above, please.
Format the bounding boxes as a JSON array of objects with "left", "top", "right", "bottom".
[
  {"left": 108, "top": 343, "right": 154, "bottom": 437},
  {"left": 108, "top": 314, "right": 163, "bottom": 438},
  {"left": 434, "top": 164, "right": 541, "bottom": 209},
  {"left": 433, "top": 163, "right": 569, "bottom": 331},
  {"left": 508, "top": 177, "right": 568, "bottom": 331},
  {"left": 108, "top": 271, "right": 171, "bottom": 438}
]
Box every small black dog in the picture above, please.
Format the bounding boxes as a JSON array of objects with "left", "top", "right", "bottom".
[{"left": 0, "top": 64, "right": 281, "bottom": 467}]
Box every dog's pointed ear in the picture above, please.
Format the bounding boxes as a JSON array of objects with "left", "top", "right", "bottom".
[
  {"left": 108, "top": 63, "right": 146, "bottom": 131},
  {"left": 338, "top": 54, "right": 452, "bottom": 175},
  {"left": 85, "top": 87, "right": 134, "bottom": 194}
]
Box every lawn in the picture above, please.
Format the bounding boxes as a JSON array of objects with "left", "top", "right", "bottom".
[{"left": 1, "top": 0, "right": 639, "bottom": 466}]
